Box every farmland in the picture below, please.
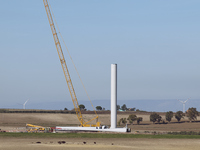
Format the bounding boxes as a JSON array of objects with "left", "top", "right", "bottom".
[
  {"left": 1, "top": 110, "right": 200, "bottom": 150},
  {"left": 0, "top": 110, "right": 200, "bottom": 133}
]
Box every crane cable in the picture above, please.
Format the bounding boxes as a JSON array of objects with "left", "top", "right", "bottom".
[{"left": 48, "top": 0, "right": 98, "bottom": 117}]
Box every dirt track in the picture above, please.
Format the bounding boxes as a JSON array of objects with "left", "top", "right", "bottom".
[{"left": 1, "top": 138, "right": 200, "bottom": 150}]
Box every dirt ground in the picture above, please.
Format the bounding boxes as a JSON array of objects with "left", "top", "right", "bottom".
[
  {"left": 1, "top": 138, "right": 200, "bottom": 150},
  {"left": 0, "top": 113, "right": 200, "bottom": 133},
  {"left": 1, "top": 113, "right": 200, "bottom": 149}
]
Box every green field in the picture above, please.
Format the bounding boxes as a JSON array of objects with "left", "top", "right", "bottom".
[{"left": 1, "top": 132, "right": 200, "bottom": 139}]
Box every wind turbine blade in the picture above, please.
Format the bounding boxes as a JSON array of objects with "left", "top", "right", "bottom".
[
  {"left": 184, "top": 97, "right": 191, "bottom": 103},
  {"left": 24, "top": 99, "right": 29, "bottom": 105},
  {"left": 176, "top": 99, "right": 183, "bottom": 103}
]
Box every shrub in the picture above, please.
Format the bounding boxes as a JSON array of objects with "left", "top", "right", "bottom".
[
  {"left": 165, "top": 111, "right": 173, "bottom": 122},
  {"left": 187, "top": 107, "right": 199, "bottom": 122},
  {"left": 175, "top": 111, "right": 184, "bottom": 122},
  {"left": 150, "top": 113, "right": 162, "bottom": 124}
]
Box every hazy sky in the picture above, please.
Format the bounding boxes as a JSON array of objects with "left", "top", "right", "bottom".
[{"left": 0, "top": 1, "right": 200, "bottom": 109}]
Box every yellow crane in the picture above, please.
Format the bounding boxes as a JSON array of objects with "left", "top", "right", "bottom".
[
  {"left": 43, "top": 0, "right": 100, "bottom": 127},
  {"left": 26, "top": 124, "right": 45, "bottom": 132}
]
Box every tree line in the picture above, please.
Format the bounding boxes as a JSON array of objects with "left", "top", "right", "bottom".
[
  {"left": 118, "top": 114, "right": 143, "bottom": 126},
  {"left": 72, "top": 104, "right": 135, "bottom": 111},
  {"left": 117, "top": 107, "right": 199, "bottom": 126},
  {"left": 150, "top": 107, "right": 199, "bottom": 124}
]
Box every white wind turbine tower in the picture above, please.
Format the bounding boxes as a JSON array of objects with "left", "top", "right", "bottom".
[
  {"left": 177, "top": 97, "right": 191, "bottom": 113},
  {"left": 23, "top": 99, "right": 29, "bottom": 109}
]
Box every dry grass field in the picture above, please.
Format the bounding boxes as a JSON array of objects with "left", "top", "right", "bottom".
[
  {"left": 1, "top": 112, "right": 200, "bottom": 150},
  {"left": 0, "top": 112, "right": 200, "bottom": 133}
]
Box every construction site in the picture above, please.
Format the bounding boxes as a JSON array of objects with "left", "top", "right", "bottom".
[
  {"left": 42, "top": 0, "right": 130, "bottom": 133},
  {"left": 1, "top": 0, "right": 130, "bottom": 133},
  {"left": 1, "top": 0, "right": 200, "bottom": 134},
  {"left": 1, "top": 0, "right": 200, "bottom": 149}
]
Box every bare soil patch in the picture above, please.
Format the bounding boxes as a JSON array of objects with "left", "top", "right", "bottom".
[{"left": 0, "top": 138, "right": 200, "bottom": 150}]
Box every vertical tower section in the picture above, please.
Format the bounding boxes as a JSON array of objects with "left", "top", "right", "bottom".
[{"left": 111, "top": 64, "right": 117, "bottom": 129}]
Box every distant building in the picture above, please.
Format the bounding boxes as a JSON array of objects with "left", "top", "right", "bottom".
[{"left": 119, "top": 109, "right": 125, "bottom": 112}]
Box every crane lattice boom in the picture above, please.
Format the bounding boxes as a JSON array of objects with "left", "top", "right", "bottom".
[{"left": 43, "top": 0, "right": 99, "bottom": 127}]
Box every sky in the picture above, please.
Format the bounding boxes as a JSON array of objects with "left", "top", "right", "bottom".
[{"left": 0, "top": 0, "right": 200, "bottom": 111}]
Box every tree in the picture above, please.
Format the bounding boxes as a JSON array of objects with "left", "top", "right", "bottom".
[
  {"left": 117, "top": 105, "right": 120, "bottom": 110},
  {"left": 79, "top": 104, "right": 85, "bottom": 110},
  {"left": 127, "top": 114, "right": 137, "bottom": 124},
  {"left": 150, "top": 113, "right": 162, "bottom": 124},
  {"left": 165, "top": 111, "right": 173, "bottom": 122},
  {"left": 118, "top": 119, "right": 122, "bottom": 126},
  {"left": 121, "top": 104, "right": 127, "bottom": 111},
  {"left": 64, "top": 108, "right": 68, "bottom": 110},
  {"left": 136, "top": 117, "right": 143, "bottom": 125},
  {"left": 175, "top": 111, "right": 184, "bottom": 122},
  {"left": 187, "top": 107, "right": 199, "bottom": 122},
  {"left": 157, "top": 115, "right": 162, "bottom": 123},
  {"left": 121, "top": 118, "right": 127, "bottom": 124},
  {"left": 118, "top": 118, "right": 127, "bottom": 125},
  {"left": 130, "top": 108, "right": 136, "bottom": 111},
  {"left": 96, "top": 106, "right": 102, "bottom": 111}
]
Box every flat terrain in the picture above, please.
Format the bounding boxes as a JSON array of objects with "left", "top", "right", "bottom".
[
  {"left": 1, "top": 112, "right": 200, "bottom": 150},
  {"left": 1, "top": 137, "right": 200, "bottom": 150},
  {"left": 0, "top": 112, "right": 200, "bottom": 133}
]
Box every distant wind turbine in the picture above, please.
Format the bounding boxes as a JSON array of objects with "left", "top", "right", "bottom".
[
  {"left": 23, "top": 99, "right": 29, "bottom": 109},
  {"left": 176, "top": 97, "right": 191, "bottom": 113},
  {"left": 18, "top": 99, "right": 29, "bottom": 109}
]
